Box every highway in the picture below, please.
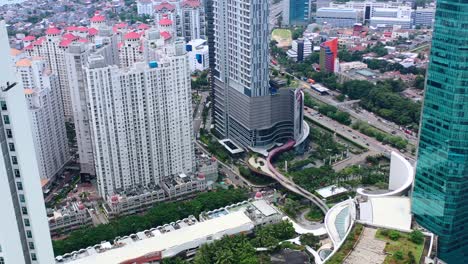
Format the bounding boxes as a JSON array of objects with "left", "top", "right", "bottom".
[{"left": 271, "top": 62, "right": 418, "bottom": 146}]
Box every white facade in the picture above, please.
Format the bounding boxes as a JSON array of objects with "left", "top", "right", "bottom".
[
  {"left": 413, "top": 7, "right": 435, "bottom": 27},
  {"left": 0, "top": 21, "right": 54, "bottom": 264},
  {"left": 370, "top": 6, "right": 413, "bottom": 29},
  {"left": 85, "top": 38, "right": 195, "bottom": 197},
  {"left": 186, "top": 38, "right": 209, "bottom": 72},
  {"left": 15, "top": 58, "right": 69, "bottom": 180},
  {"left": 25, "top": 28, "right": 73, "bottom": 120},
  {"left": 287, "top": 38, "right": 313, "bottom": 61},
  {"left": 137, "top": 0, "right": 154, "bottom": 16},
  {"left": 316, "top": 8, "right": 358, "bottom": 28}
]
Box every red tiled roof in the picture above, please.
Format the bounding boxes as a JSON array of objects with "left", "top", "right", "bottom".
[
  {"left": 24, "top": 44, "right": 34, "bottom": 50},
  {"left": 63, "top": 33, "right": 78, "bottom": 40},
  {"left": 160, "top": 31, "right": 171, "bottom": 40},
  {"left": 59, "top": 38, "right": 73, "bottom": 47},
  {"left": 124, "top": 31, "right": 141, "bottom": 40},
  {"left": 46, "top": 27, "right": 61, "bottom": 35},
  {"left": 118, "top": 42, "right": 124, "bottom": 49},
  {"left": 23, "top": 36, "right": 36, "bottom": 41},
  {"left": 115, "top": 22, "right": 128, "bottom": 29},
  {"left": 138, "top": 23, "right": 150, "bottom": 30},
  {"left": 88, "top": 28, "right": 99, "bottom": 36},
  {"left": 182, "top": 0, "right": 201, "bottom": 8},
  {"left": 90, "top": 12, "right": 105, "bottom": 22},
  {"left": 159, "top": 15, "right": 173, "bottom": 26},
  {"left": 154, "top": 1, "right": 175, "bottom": 11},
  {"left": 33, "top": 37, "right": 45, "bottom": 46},
  {"left": 78, "top": 38, "right": 89, "bottom": 43}
]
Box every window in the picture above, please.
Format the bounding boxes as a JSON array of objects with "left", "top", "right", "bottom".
[
  {"left": 21, "top": 206, "right": 27, "bottom": 215},
  {"left": 3, "top": 115, "right": 10, "bottom": 124},
  {"left": 31, "top": 253, "right": 37, "bottom": 261},
  {"left": 9, "top": 143, "right": 15, "bottom": 152},
  {"left": 12, "top": 156, "right": 17, "bottom": 165},
  {"left": 29, "top": 242, "right": 34, "bottom": 250},
  {"left": 17, "top": 181, "right": 23, "bottom": 191},
  {"left": 24, "top": 218, "right": 30, "bottom": 226},
  {"left": 0, "top": 257, "right": 4, "bottom": 264},
  {"left": 14, "top": 169, "right": 20, "bottom": 178},
  {"left": 0, "top": 101, "right": 6, "bottom": 111},
  {"left": 6, "top": 129, "right": 12, "bottom": 138},
  {"left": 26, "top": 230, "right": 32, "bottom": 238},
  {"left": 19, "top": 194, "right": 25, "bottom": 203}
]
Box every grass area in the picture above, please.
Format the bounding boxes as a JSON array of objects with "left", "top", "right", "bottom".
[
  {"left": 271, "top": 28, "right": 292, "bottom": 47},
  {"left": 326, "top": 223, "right": 364, "bottom": 264},
  {"left": 375, "top": 229, "right": 424, "bottom": 264},
  {"left": 305, "top": 207, "right": 324, "bottom": 222},
  {"left": 272, "top": 28, "right": 292, "bottom": 40}
]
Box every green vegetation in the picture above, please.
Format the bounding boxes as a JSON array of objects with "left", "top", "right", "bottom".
[
  {"left": 271, "top": 28, "right": 292, "bottom": 40},
  {"left": 318, "top": 104, "right": 352, "bottom": 125},
  {"left": 291, "top": 27, "right": 305, "bottom": 40},
  {"left": 305, "top": 207, "right": 324, "bottom": 222},
  {"left": 46, "top": 175, "right": 80, "bottom": 208},
  {"left": 414, "top": 75, "right": 425, "bottom": 90},
  {"left": 251, "top": 221, "right": 296, "bottom": 248},
  {"left": 53, "top": 189, "right": 248, "bottom": 256},
  {"left": 239, "top": 166, "right": 274, "bottom": 185},
  {"left": 199, "top": 129, "right": 230, "bottom": 162},
  {"left": 375, "top": 229, "right": 424, "bottom": 264},
  {"left": 326, "top": 224, "right": 364, "bottom": 264},
  {"left": 194, "top": 235, "right": 259, "bottom": 264},
  {"left": 300, "top": 233, "right": 321, "bottom": 250},
  {"left": 365, "top": 59, "right": 426, "bottom": 75},
  {"left": 352, "top": 121, "right": 409, "bottom": 149},
  {"left": 194, "top": 221, "right": 295, "bottom": 264},
  {"left": 282, "top": 198, "right": 301, "bottom": 217},
  {"left": 191, "top": 70, "right": 210, "bottom": 91},
  {"left": 338, "top": 48, "right": 364, "bottom": 62}
]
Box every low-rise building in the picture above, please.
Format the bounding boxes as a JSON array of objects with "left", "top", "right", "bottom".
[
  {"left": 186, "top": 39, "right": 209, "bottom": 72},
  {"left": 287, "top": 38, "right": 313, "bottom": 62},
  {"left": 339, "top": 61, "right": 368, "bottom": 72},
  {"left": 316, "top": 8, "right": 358, "bottom": 28},
  {"left": 56, "top": 199, "right": 282, "bottom": 263},
  {"left": 48, "top": 203, "right": 92, "bottom": 236},
  {"left": 103, "top": 174, "right": 207, "bottom": 218},
  {"left": 370, "top": 7, "right": 412, "bottom": 29},
  {"left": 413, "top": 7, "right": 435, "bottom": 28},
  {"left": 196, "top": 154, "right": 219, "bottom": 184}
]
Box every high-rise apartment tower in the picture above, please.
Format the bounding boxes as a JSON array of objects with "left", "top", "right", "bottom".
[
  {"left": 0, "top": 21, "right": 55, "bottom": 264},
  {"left": 212, "top": 0, "right": 305, "bottom": 149}
]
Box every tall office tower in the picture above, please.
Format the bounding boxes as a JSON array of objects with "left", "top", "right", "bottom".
[
  {"left": 213, "top": 0, "right": 305, "bottom": 149},
  {"left": 283, "top": 0, "right": 312, "bottom": 25},
  {"left": 85, "top": 38, "right": 195, "bottom": 197},
  {"left": 25, "top": 27, "right": 73, "bottom": 120},
  {"left": 0, "top": 21, "right": 54, "bottom": 264},
  {"left": 319, "top": 38, "right": 338, "bottom": 73},
  {"left": 14, "top": 57, "right": 69, "bottom": 180},
  {"left": 411, "top": 1, "right": 468, "bottom": 263}
]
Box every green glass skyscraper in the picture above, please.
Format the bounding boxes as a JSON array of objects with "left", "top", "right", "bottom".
[{"left": 411, "top": 0, "right": 468, "bottom": 263}]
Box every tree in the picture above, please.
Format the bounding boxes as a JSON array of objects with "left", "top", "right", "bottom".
[
  {"left": 251, "top": 221, "right": 296, "bottom": 248},
  {"left": 393, "top": 250, "right": 404, "bottom": 260},
  {"left": 409, "top": 230, "right": 424, "bottom": 245},
  {"left": 300, "top": 233, "right": 320, "bottom": 249},
  {"left": 194, "top": 235, "right": 258, "bottom": 264},
  {"left": 389, "top": 230, "right": 401, "bottom": 241},
  {"left": 292, "top": 27, "right": 305, "bottom": 40},
  {"left": 283, "top": 198, "right": 301, "bottom": 217},
  {"left": 414, "top": 75, "right": 425, "bottom": 89}
]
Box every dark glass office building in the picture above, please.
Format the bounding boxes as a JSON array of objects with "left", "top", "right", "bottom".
[{"left": 411, "top": 1, "right": 468, "bottom": 263}]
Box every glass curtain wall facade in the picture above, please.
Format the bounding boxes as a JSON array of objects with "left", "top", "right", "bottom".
[
  {"left": 288, "top": 0, "right": 311, "bottom": 25},
  {"left": 411, "top": 0, "right": 468, "bottom": 263}
]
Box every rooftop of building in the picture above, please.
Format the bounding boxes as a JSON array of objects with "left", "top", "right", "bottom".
[{"left": 56, "top": 199, "right": 281, "bottom": 263}]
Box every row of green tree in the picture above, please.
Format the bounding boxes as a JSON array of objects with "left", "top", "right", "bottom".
[
  {"left": 53, "top": 189, "right": 248, "bottom": 256},
  {"left": 304, "top": 93, "right": 351, "bottom": 125},
  {"left": 365, "top": 59, "right": 427, "bottom": 76},
  {"left": 352, "top": 121, "right": 409, "bottom": 149},
  {"left": 194, "top": 221, "right": 296, "bottom": 264}
]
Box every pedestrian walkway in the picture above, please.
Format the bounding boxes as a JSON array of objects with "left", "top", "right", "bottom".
[{"left": 343, "top": 227, "right": 386, "bottom": 264}]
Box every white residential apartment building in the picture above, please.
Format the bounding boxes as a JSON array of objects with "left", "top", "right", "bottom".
[
  {"left": 0, "top": 21, "right": 55, "bottom": 264},
  {"left": 14, "top": 57, "right": 69, "bottom": 180},
  {"left": 25, "top": 27, "right": 73, "bottom": 120},
  {"left": 137, "top": 0, "right": 205, "bottom": 41},
  {"left": 84, "top": 37, "right": 195, "bottom": 197}
]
